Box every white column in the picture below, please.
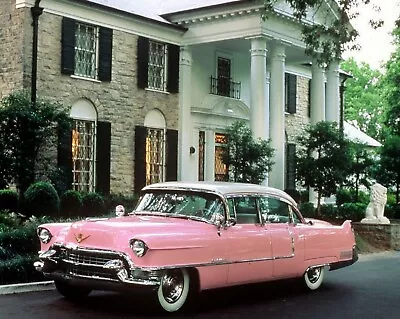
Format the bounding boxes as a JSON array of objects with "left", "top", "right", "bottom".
[
  {"left": 309, "top": 60, "right": 326, "bottom": 206},
  {"left": 178, "top": 46, "right": 192, "bottom": 181},
  {"left": 249, "top": 37, "right": 269, "bottom": 139},
  {"left": 326, "top": 61, "right": 340, "bottom": 124},
  {"left": 269, "top": 43, "right": 286, "bottom": 190},
  {"left": 310, "top": 59, "right": 326, "bottom": 124},
  {"left": 205, "top": 130, "right": 215, "bottom": 181}
]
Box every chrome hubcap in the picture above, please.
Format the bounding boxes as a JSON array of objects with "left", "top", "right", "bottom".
[
  {"left": 307, "top": 267, "right": 321, "bottom": 284},
  {"left": 161, "top": 270, "right": 184, "bottom": 304}
]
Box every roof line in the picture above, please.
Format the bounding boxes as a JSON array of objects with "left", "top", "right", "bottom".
[{"left": 67, "top": 0, "right": 187, "bottom": 31}]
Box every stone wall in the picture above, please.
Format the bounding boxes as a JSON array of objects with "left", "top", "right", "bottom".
[
  {"left": 34, "top": 12, "right": 179, "bottom": 194},
  {"left": 0, "top": 2, "right": 30, "bottom": 98},
  {"left": 285, "top": 76, "right": 311, "bottom": 144},
  {"left": 353, "top": 222, "right": 400, "bottom": 251}
]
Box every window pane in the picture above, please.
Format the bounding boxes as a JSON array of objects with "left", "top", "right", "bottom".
[
  {"left": 145, "top": 128, "right": 165, "bottom": 185},
  {"left": 72, "top": 120, "right": 95, "bottom": 192},
  {"left": 148, "top": 40, "right": 167, "bottom": 91},
  {"left": 75, "top": 23, "right": 97, "bottom": 79}
]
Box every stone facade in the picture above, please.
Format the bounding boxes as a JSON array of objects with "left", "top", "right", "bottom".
[
  {"left": 285, "top": 76, "right": 311, "bottom": 144},
  {"left": 1, "top": 6, "right": 179, "bottom": 194},
  {"left": 0, "top": 4, "right": 30, "bottom": 98}
]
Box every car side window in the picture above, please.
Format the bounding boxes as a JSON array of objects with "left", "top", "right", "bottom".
[
  {"left": 229, "top": 196, "right": 259, "bottom": 224},
  {"left": 258, "top": 196, "right": 290, "bottom": 224}
]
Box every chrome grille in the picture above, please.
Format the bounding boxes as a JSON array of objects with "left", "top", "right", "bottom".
[{"left": 58, "top": 246, "right": 131, "bottom": 281}]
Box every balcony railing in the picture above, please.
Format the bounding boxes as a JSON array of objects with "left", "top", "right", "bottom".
[{"left": 210, "top": 76, "right": 241, "bottom": 99}]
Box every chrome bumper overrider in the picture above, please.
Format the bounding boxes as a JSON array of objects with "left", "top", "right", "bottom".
[{"left": 34, "top": 245, "right": 161, "bottom": 290}]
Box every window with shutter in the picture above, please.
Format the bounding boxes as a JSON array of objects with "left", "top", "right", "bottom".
[
  {"left": 61, "top": 17, "right": 112, "bottom": 81},
  {"left": 137, "top": 36, "right": 179, "bottom": 93},
  {"left": 285, "top": 73, "right": 297, "bottom": 114}
]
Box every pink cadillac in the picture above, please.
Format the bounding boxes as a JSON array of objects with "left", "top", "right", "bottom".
[{"left": 34, "top": 181, "right": 358, "bottom": 312}]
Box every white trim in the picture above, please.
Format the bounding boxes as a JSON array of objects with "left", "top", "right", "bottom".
[{"left": 40, "top": 0, "right": 184, "bottom": 45}]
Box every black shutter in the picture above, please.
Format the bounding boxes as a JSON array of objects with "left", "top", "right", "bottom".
[
  {"left": 166, "top": 129, "right": 178, "bottom": 181},
  {"left": 167, "top": 44, "right": 180, "bottom": 93},
  {"left": 308, "top": 79, "right": 311, "bottom": 117},
  {"left": 61, "top": 17, "right": 75, "bottom": 75},
  {"left": 286, "top": 143, "right": 296, "bottom": 190},
  {"left": 98, "top": 27, "right": 113, "bottom": 82},
  {"left": 287, "top": 73, "right": 297, "bottom": 114},
  {"left": 57, "top": 126, "right": 73, "bottom": 190},
  {"left": 137, "top": 37, "right": 149, "bottom": 89},
  {"left": 96, "top": 121, "right": 111, "bottom": 195},
  {"left": 134, "top": 126, "right": 147, "bottom": 193}
]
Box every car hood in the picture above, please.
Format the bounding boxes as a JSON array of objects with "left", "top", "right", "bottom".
[{"left": 56, "top": 214, "right": 218, "bottom": 251}]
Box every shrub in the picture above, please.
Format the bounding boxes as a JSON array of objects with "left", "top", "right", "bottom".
[
  {"left": 0, "top": 254, "right": 45, "bottom": 285},
  {"left": 299, "top": 202, "right": 315, "bottom": 218},
  {"left": 82, "top": 192, "right": 105, "bottom": 216},
  {"left": 104, "top": 193, "right": 138, "bottom": 215},
  {"left": 60, "top": 190, "right": 83, "bottom": 218},
  {"left": 0, "top": 222, "right": 39, "bottom": 259},
  {"left": 336, "top": 188, "right": 352, "bottom": 207},
  {"left": 320, "top": 204, "right": 337, "bottom": 220},
  {"left": 0, "top": 211, "right": 23, "bottom": 230},
  {"left": 338, "top": 202, "right": 367, "bottom": 222},
  {"left": 23, "top": 181, "right": 59, "bottom": 217},
  {"left": 0, "top": 189, "right": 19, "bottom": 212}
]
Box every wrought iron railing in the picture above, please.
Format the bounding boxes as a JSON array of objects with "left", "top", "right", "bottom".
[{"left": 209, "top": 76, "right": 241, "bottom": 99}]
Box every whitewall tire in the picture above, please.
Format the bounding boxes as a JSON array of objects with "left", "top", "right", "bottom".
[
  {"left": 157, "top": 268, "right": 190, "bottom": 312},
  {"left": 304, "top": 266, "right": 325, "bottom": 290}
]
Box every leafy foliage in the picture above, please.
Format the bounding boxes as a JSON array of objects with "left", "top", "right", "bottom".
[
  {"left": 345, "top": 142, "right": 375, "bottom": 201},
  {"left": 296, "top": 121, "right": 352, "bottom": 213},
  {"left": 374, "top": 135, "right": 400, "bottom": 203},
  {"left": 23, "top": 181, "right": 60, "bottom": 217},
  {"left": 0, "top": 91, "right": 72, "bottom": 195},
  {"left": 82, "top": 192, "right": 106, "bottom": 216},
  {"left": 261, "top": 0, "right": 383, "bottom": 66},
  {"left": 221, "top": 121, "right": 275, "bottom": 184},
  {"left": 340, "top": 58, "right": 387, "bottom": 141},
  {"left": 0, "top": 189, "right": 19, "bottom": 212},
  {"left": 60, "top": 190, "right": 83, "bottom": 218}
]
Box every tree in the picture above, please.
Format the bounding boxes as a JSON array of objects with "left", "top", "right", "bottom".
[
  {"left": 340, "top": 58, "right": 387, "bottom": 141},
  {"left": 0, "top": 91, "right": 72, "bottom": 195},
  {"left": 261, "top": 0, "right": 383, "bottom": 66},
  {"left": 296, "top": 121, "right": 352, "bottom": 214},
  {"left": 221, "top": 121, "right": 275, "bottom": 184},
  {"left": 345, "top": 142, "right": 375, "bottom": 202},
  {"left": 375, "top": 135, "right": 400, "bottom": 203},
  {"left": 383, "top": 20, "right": 400, "bottom": 137}
]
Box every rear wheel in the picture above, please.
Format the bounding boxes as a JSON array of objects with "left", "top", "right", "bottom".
[
  {"left": 157, "top": 268, "right": 191, "bottom": 312},
  {"left": 54, "top": 280, "right": 91, "bottom": 301},
  {"left": 304, "top": 266, "right": 325, "bottom": 290}
]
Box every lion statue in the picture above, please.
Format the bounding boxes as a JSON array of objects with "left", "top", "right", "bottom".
[{"left": 361, "top": 183, "right": 390, "bottom": 224}]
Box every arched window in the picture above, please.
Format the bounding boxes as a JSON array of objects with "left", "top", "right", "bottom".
[
  {"left": 70, "top": 99, "right": 97, "bottom": 192},
  {"left": 144, "top": 110, "right": 166, "bottom": 185}
]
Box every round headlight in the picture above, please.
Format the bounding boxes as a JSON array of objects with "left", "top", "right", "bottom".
[
  {"left": 131, "top": 240, "right": 148, "bottom": 257},
  {"left": 38, "top": 228, "right": 52, "bottom": 244}
]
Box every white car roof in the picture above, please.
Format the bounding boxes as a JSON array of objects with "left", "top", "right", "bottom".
[{"left": 142, "top": 181, "right": 298, "bottom": 207}]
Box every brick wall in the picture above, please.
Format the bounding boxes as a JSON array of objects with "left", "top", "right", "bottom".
[{"left": 34, "top": 12, "right": 179, "bottom": 194}]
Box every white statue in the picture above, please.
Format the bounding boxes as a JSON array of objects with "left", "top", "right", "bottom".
[{"left": 361, "top": 183, "right": 390, "bottom": 224}]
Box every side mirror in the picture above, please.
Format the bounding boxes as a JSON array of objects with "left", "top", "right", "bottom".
[{"left": 115, "top": 205, "right": 127, "bottom": 217}]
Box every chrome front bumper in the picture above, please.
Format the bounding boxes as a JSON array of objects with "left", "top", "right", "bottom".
[{"left": 34, "top": 245, "right": 161, "bottom": 291}]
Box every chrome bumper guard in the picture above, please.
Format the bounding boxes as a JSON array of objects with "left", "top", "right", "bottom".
[{"left": 34, "top": 245, "right": 161, "bottom": 290}]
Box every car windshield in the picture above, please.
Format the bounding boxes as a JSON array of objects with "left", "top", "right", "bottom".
[{"left": 133, "top": 190, "right": 225, "bottom": 223}]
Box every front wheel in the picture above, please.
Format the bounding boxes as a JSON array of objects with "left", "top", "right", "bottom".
[
  {"left": 303, "top": 266, "right": 325, "bottom": 290},
  {"left": 157, "top": 268, "right": 190, "bottom": 312},
  {"left": 54, "top": 280, "right": 91, "bottom": 301}
]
